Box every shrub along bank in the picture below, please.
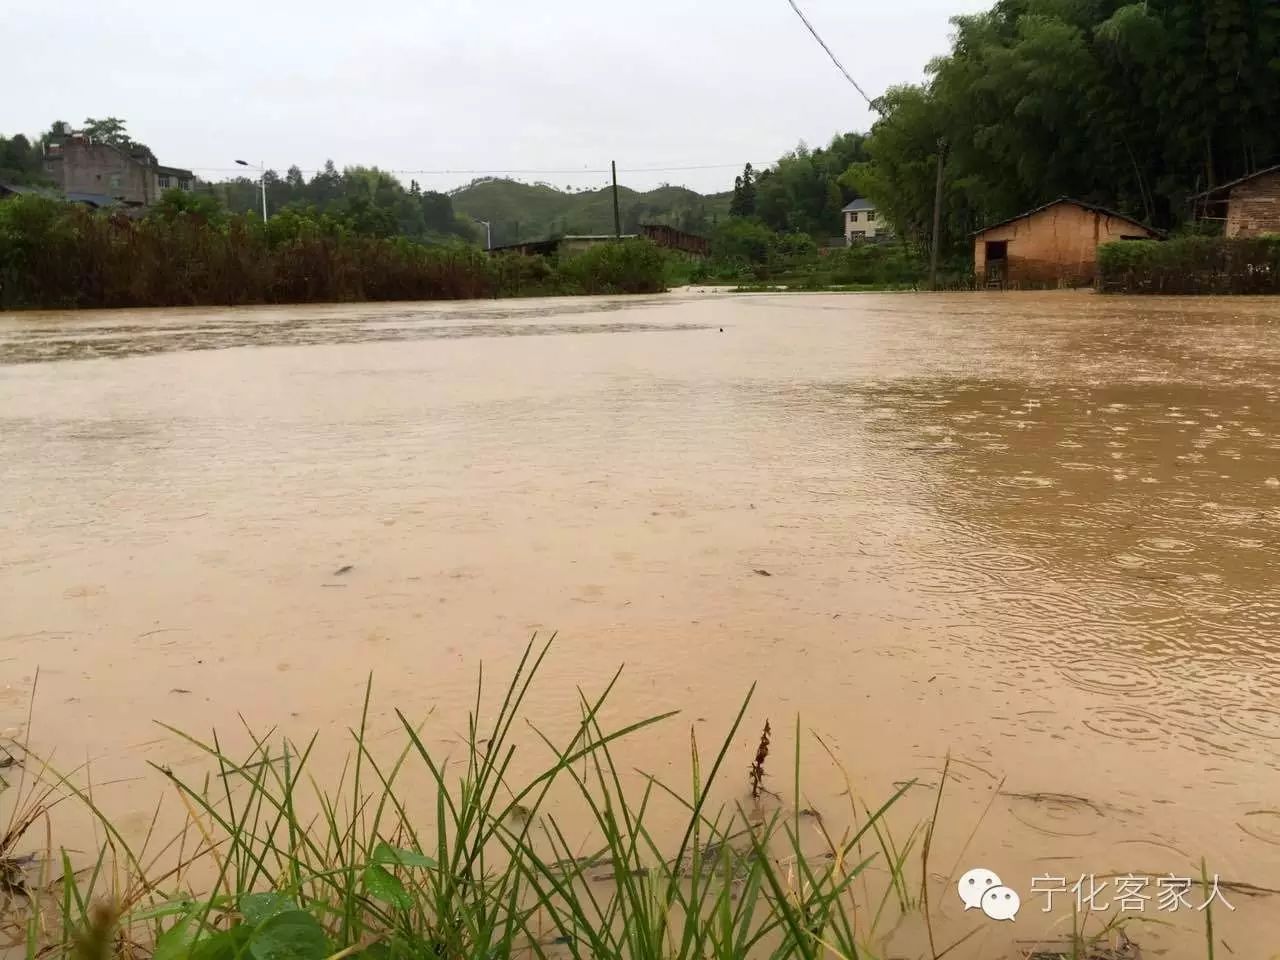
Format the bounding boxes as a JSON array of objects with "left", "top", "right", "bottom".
[
  {"left": 1099, "top": 236, "right": 1280, "bottom": 294},
  {"left": 687, "top": 217, "right": 965, "bottom": 290},
  {"left": 0, "top": 194, "right": 667, "bottom": 309}
]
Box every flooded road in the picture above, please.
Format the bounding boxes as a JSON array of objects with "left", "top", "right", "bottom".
[{"left": 3, "top": 291, "right": 1279, "bottom": 956}]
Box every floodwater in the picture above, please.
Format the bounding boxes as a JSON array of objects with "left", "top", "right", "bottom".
[{"left": 2, "top": 291, "right": 1279, "bottom": 957}]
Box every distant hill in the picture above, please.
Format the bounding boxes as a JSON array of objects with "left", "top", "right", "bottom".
[{"left": 449, "top": 178, "right": 731, "bottom": 247}]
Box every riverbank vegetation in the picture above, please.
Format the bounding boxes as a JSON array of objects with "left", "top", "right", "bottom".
[
  {"left": 1099, "top": 236, "right": 1280, "bottom": 294},
  {"left": 1, "top": 640, "right": 1199, "bottom": 960},
  {"left": 0, "top": 195, "right": 666, "bottom": 309},
  {"left": 692, "top": 219, "right": 963, "bottom": 290}
]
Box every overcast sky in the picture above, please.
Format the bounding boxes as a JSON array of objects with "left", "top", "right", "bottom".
[{"left": 4, "top": 0, "right": 990, "bottom": 194}]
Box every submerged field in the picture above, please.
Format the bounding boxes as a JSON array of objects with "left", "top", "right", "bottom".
[{"left": 2, "top": 290, "right": 1279, "bottom": 957}]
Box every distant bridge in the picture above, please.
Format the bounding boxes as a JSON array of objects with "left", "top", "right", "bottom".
[
  {"left": 486, "top": 224, "right": 709, "bottom": 258},
  {"left": 638, "top": 224, "right": 710, "bottom": 256}
]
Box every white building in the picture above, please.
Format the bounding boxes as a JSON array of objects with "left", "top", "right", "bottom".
[{"left": 843, "top": 198, "right": 885, "bottom": 243}]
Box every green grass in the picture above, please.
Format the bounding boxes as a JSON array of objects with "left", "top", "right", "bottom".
[{"left": 0, "top": 638, "right": 1233, "bottom": 960}]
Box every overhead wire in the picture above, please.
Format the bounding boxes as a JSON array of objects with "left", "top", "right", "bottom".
[
  {"left": 783, "top": 0, "right": 877, "bottom": 108},
  {"left": 184, "top": 161, "right": 770, "bottom": 178}
]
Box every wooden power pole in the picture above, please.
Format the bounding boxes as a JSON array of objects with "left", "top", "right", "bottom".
[
  {"left": 929, "top": 138, "right": 946, "bottom": 290},
  {"left": 612, "top": 161, "right": 622, "bottom": 239}
]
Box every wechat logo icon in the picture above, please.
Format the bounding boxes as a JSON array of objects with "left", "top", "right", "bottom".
[{"left": 958, "top": 867, "right": 1020, "bottom": 921}]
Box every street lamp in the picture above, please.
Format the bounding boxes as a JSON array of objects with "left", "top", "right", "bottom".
[
  {"left": 235, "top": 159, "right": 267, "bottom": 221},
  {"left": 473, "top": 218, "right": 492, "bottom": 251}
]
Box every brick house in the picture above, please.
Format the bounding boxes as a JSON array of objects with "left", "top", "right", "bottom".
[
  {"left": 42, "top": 132, "right": 193, "bottom": 208},
  {"left": 1191, "top": 165, "right": 1280, "bottom": 238}
]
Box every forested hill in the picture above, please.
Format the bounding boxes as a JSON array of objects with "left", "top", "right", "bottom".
[{"left": 449, "top": 178, "right": 732, "bottom": 247}]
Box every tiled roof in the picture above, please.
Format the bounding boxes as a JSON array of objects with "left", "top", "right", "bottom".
[{"left": 972, "top": 198, "right": 1158, "bottom": 237}]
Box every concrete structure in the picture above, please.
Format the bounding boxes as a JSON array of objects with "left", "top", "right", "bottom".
[
  {"left": 42, "top": 132, "right": 193, "bottom": 208},
  {"left": 842, "top": 198, "right": 885, "bottom": 243},
  {"left": 973, "top": 198, "right": 1158, "bottom": 289},
  {"left": 1191, "top": 165, "right": 1280, "bottom": 238}
]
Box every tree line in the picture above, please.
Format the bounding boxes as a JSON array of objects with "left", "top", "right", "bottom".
[
  {"left": 851, "top": 0, "right": 1278, "bottom": 252},
  {"left": 728, "top": 133, "right": 870, "bottom": 239},
  {"left": 0, "top": 117, "right": 480, "bottom": 245},
  {"left": 209, "top": 162, "right": 478, "bottom": 243}
]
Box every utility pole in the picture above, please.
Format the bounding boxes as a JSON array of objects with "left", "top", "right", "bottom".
[
  {"left": 928, "top": 138, "right": 946, "bottom": 291},
  {"left": 611, "top": 160, "right": 622, "bottom": 239},
  {"left": 235, "top": 159, "right": 268, "bottom": 221}
]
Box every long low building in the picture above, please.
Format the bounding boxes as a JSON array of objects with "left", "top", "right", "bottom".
[
  {"left": 973, "top": 198, "right": 1160, "bottom": 288},
  {"left": 487, "top": 225, "right": 709, "bottom": 257}
]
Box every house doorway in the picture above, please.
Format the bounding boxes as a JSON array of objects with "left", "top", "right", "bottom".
[{"left": 984, "top": 240, "right": 1008, "bottom": 287}]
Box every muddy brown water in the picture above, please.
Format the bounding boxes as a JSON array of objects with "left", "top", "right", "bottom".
[{"left": 2, "top": 292, "right": 1279, "bottom": 957}]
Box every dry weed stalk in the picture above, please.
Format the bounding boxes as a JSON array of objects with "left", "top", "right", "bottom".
[{"left": 749, "top": 720, "right": 771, "bottom": 800}]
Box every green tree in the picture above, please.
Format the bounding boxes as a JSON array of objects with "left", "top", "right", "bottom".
[
  {"left": 149, "top": 188, "right": 227, "bottom": 225},
  {"left": 736, "top": 135, "right": 871, "bottom": 238},
  {"left": 729, "top": 163, "right": 757, "bottom": 217},
  {"left": 0, "top": 134, "right": 44, "bottom": 184},
  {"left": 81, "top": 117, "right": 154, "bottom": 159},
  {"left": 710, "top": 218, "right": 773, "bottom": 264},
  {"left": 856, "top": 0, "right": 1280, "bottom": 246}
]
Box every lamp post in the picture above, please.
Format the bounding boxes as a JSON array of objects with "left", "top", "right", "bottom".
[
  {"left": 235, "top": 159, "right": 267, "bottom": 221},
  {"left": 473, "top": 218, "right": 492, "bottom": 251}
]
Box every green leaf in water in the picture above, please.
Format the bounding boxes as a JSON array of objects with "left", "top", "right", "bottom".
[
  {"left": 370, "top": 841, "right": 436, "bottom": 870},
  {"left": 152, "top": 914, "right": 198, "bottom": 960},
  {"left": 362, "top": 863, "right": 412, "bottom": 910},
  {"left": 190, "top": 924, "right": 254, "bottom": 960},
  {"left": 249, "top": 910, "right": 328, "bottom": 960},
  {"left": 240, "top": 892, "right": 300, "bottom": 926}
]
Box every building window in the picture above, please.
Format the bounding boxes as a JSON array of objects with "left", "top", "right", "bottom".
[
  {"left": 109, "top": 174, "right": 121, "bottom": 189},
  {"left": 866, "top": 210, "right": 876, "bottom": 222},
  {"left": 849, "top": 211, "right": 859, "bottom": 223},
  {"left": 158, "top": 175, "right": 171, "bottom": 189},
  {"left": 179, "top": 179, "right": 191, "bottom": 191},
  {"left": 851, "top": 230, "right": 866, "bottom": 239}
]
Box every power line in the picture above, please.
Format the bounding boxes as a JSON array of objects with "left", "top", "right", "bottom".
[
  {"left": 184, "top": 161, "right": 770, "bottom": 179},
  {"left": 187, "top": 165, "right": 609, "bottom": 176},
  {"left": 783, "top": 0, "right": 876, "bottom": 108}
]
